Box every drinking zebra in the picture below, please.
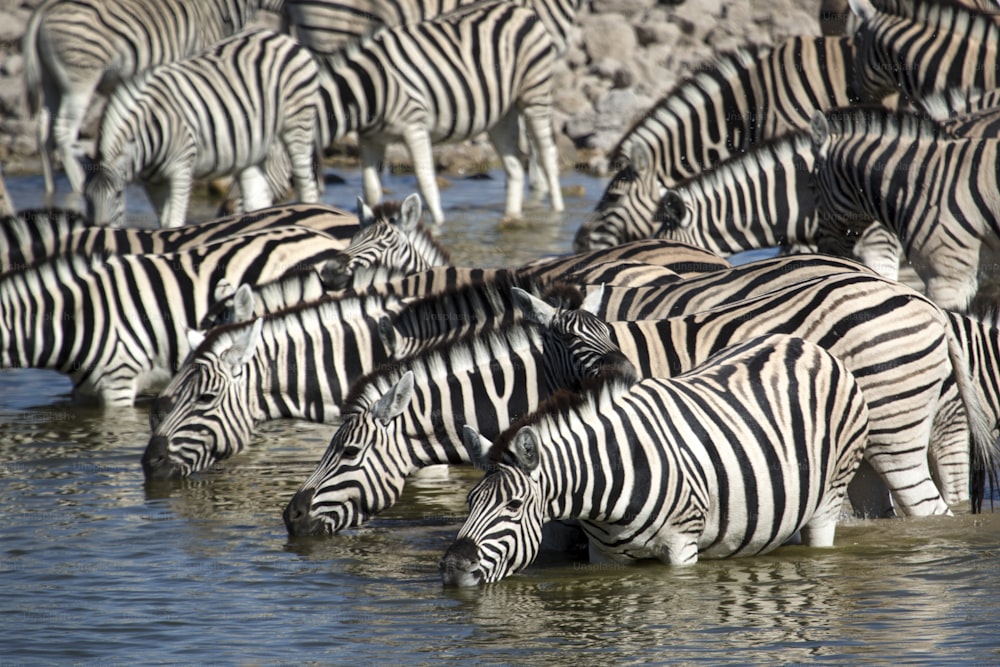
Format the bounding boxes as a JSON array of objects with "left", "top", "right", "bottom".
[
  {"left": 0, "top": 203, "right": 359, "bottom": 275},
  {"left": 86, "top": 29, "right": 321, "bottom": 228},
  {"left": 440, "top": 334, "right": 870, "bottom": 585},
  {"left": 143, "top": 290, "right": 406, "bottom": 478},
  {"left": 810, "top": 106, "right": 1000, "bottom": 312},
  {"left": 313, "top": 1, "right": 563, "bottom": 224},
  {"left": 283, "top": 320, "right": 635, "bottom": 535},
  {"left": 583, "top": 129, "right": 903, "bottom": 279},
  {"left": 22, "top": 0, "right": 281, "bottom": 197},
  {"left": 0, "top": 226, "right": 349, "bottom": 406},
  {"left": 577, "top": 34, "right": 862, "bottom": 251},
  {"left": 513, "top": 272, "right": 997, "bottom": 516}
]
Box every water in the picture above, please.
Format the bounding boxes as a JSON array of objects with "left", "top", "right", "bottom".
[{"left": 3, "top": 170, "right": 1000, "bottom": 666}]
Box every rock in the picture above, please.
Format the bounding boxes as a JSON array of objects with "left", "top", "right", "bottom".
[{"left": 579, "top": 13, "right": 638, "bottom": 64}]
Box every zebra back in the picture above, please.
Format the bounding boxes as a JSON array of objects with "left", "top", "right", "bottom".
[
  {"left": 442, "top": 334, "right": 869, "bottom": 584},
  {"left": 144, "top": 289, "right": 404, "bottom": 478},
  {"left": 1, "top": 204, "right": 358, "bottom": 276}
]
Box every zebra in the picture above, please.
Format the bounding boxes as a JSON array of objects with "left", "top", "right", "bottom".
[
  {"left": 918, "top": 87, "right": 1000, "bottom": 138},
  {"left": 513, "top": 272, "right": 998, "bottom": 517},
  {"left": 848, "top": 0, "right": 1000, "bottom": 105},
  {"left": 440, "top": 333, "right": 871, "bottom": 585},
  {"left": 85, "top": 29, "right": 321, "bottom": 228},
  {"left": 585, "top": 128, "right": 904, "bottom": 279},
  {"left": 0, "top": 226, "right": 350, "bottom": 406},
  {"left": 314, "top": 1, "right": 563, "bottom": 224},
  {"left": 577, "top": 34, "right": 863, "bottom": 252},
  {"left": 283, "top": 320, "right": 634, "bottom": 535},
  {"left": 0, "top": 203, "right": 359, "bottom": 276},
  {"left": 810, "top": 105, "right": 1000, "bottom": 312},
  {"left": 22, "top": 0, "right": 282, "bottom": 197},
  {"left": 143, "top": 289, "right": 408, "bottom": 478}
]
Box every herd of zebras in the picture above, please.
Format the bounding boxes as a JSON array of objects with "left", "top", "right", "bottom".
[{"left": 7, "top": 0, "right": 1000, "bottom": 587}]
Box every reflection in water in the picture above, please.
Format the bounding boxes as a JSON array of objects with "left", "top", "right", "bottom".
[{"left": 3, "top": 171, "right": 1000, "bottom": 664}]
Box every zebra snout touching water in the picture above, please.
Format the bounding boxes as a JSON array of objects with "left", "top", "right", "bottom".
[
  {"left": 440, "top": 334, "right": 871, "bottom": 586},
  {"left": 85, "top": 29, "right": 321, "bottom": 228}
]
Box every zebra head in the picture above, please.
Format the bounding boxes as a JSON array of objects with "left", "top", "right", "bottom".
[
  {"left": 441, "top": 425, "right": 546, "bottom": 586},
  {"left": 143, "top": 318, "right": 264, "bottom": 480},
  {"left": 283, "top": 371, "right": 415, "bottom": 536},
  {"left": 512, "top": 286, "right": 637, "bottom": 382},
  {"left": 323, "top": 193, "right": 448, "bottom": 289},
  {"left": 847, "top": 0, "right": 903, "bottom": 103},
  {"left": 573, "top": 143, "right": 665, "bottom": 251},
  {"left": 85, "top": 150, "right": 131, "bottom": 226}
]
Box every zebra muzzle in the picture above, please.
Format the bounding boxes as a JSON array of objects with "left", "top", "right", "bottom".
[
  {"left": 141, "top": 435, "right": 185, "bottom": 481},
  {"left": 283, "top": 487, "right": 326, "bottom": 536},
  {"left": 440, "top": 537, "right": 484, "bottom": 587}
]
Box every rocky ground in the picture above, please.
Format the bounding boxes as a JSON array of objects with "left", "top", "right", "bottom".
[{"left": 0, "top": 0, "right": 828, "bottom": 180}]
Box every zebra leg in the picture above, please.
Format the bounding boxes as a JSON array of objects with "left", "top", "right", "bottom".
[
  {"left": 359, "top": 139, "right": 389, "bottom": 213},
  {"left": 281, "top": 132, "right": 320, "bottom": 204},
  {"left": 520, "top": 106, "right": 564, "bottom": 214},
  {"left": 38, "top": 106, "right": 56, "bottom": 197},
  {"left": 399, "top": 129, "right": 445, "bottom": 224},
  {"left": 925, "top": 272, "right": 980, "bottom": 313},
  {"left": 238, "top": 165, "right": 275, "bottom": 212},
  {"left": 52, "top": 91, "right": 90, "bottom": 194},
  {"left": 487, "top": 110, "right": 526, "bottom": 221},
  {"left": 851, "top": 222, "right": 902, "bottom": 281},
  {"left": 155, "top": 170, "right": 195, "bottom": 228},
  {"left": 864, "top": 439, "right": 952, "bottom": 516}
]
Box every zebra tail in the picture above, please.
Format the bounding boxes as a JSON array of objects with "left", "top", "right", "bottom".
[
  {"left": 21, "top": 0, "right": 53, "bottom": 118},
  {"left": 947, "top": 332, "right": 999, "bottom": 513}
]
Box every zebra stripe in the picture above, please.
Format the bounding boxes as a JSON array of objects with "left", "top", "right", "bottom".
[
  {"left": 283, "top": 320, "right": 633, "bottom": 535},
  {"left": 86, "top": 29, "right": 321, "bottom": 228},
  {"left": 810, "top": 105, "right": 1000, "bottom": 311},
  {"left": 315, "top": 1, "right": 563, "bottom": 223},
  {"left": 0, "top": 226, "right": 348, "bottom": 405},
  {"left": 285, "top": 0, "right": 582, "bottom": 57},
  {"left": 517, "top": 272, "right": 998, "bottom": 516},
  {"left": 143, "top": 289, "right": 410, "bottom": 478},
  {"left": 441, "top": 334, "right": 870, "bottom": 585},
  {"left": 849, "top": 0, "right": 1000, "bottom": 104},
  {"left": 22, "top": 0, "right": 280, "bottom": 196},
  {"left": 578, "top": 34, "right": 862, "bottom": 252},
  {"left": 0, "top": 203, "right": 359, "bottom": 275}
]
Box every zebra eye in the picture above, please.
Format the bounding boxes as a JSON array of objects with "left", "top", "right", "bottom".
[
  {"left": 341, "top": 445, "right": 362, "bottom": 459},
  {"left": 505, "top": 499, "right": 523, "bottom": 512},
  {"left": 196, "top": 392, "right": 216, "bottom": 404}
]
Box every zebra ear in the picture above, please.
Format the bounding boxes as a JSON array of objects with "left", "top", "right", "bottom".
[
  {"left": 372, "top": 370, "right": 414, "bottom": 423},
  {"left": 225, "top": 318, "right": 263, "bottom": 375},
  {"left": 512, "top": 286, "right": 556, "bottom": 326},
  {"left": 186, "top": 327, "right": 206, "bottom": 351},
  {"left": 809, "top": 112, "right": 831, "bottom": 149},
  {"left": 462, "top": 424, "right": 494, "bottom": 470},
  {"left": 580, "top": 284, "right": 604, "bottom": 315},
  {"left": 232, "top": 284, "right": 255, "bottom": 323},
  {"left": 377, "top": 314, "right": 397, "bottom": 357},
  {"left": 511, "top": 426, "right": 541, "bottom": 475},
  {"left": 399, "top": 193, "right": 423, "bottom": 231},
  {"left": 848, "top": 0, "right": 876, "bottom": 20},
  {"left": 629, "top": 140, "right": 653, "bottom": 175},
  {"left": 357, "top": 196, "right": 376, "bottom": 228}
]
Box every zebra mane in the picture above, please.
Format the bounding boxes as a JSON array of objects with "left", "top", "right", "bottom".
[
  {"left": 539, "top": 283, "right": 584, "bottom": 309},
  {"left": 486, "top": 367, "right": 637, "bottom": 464},
  {"left": 341, "top": 320, "right": 546, "bottom": 413},
  {"left": 822, "top": 105, "right": 948, "bottom": 141},
  {"left": 408, "top": 219, "right": 451, "bottom": 264},
  {"left": 612, "top": 43, "right": 771, "bottom": 161},
  {"left": 870, "top": 0, "right": 1000, "bottom": 29},
  {"left": 386, "top": 268, "right": 543, "bottom": 325}
]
